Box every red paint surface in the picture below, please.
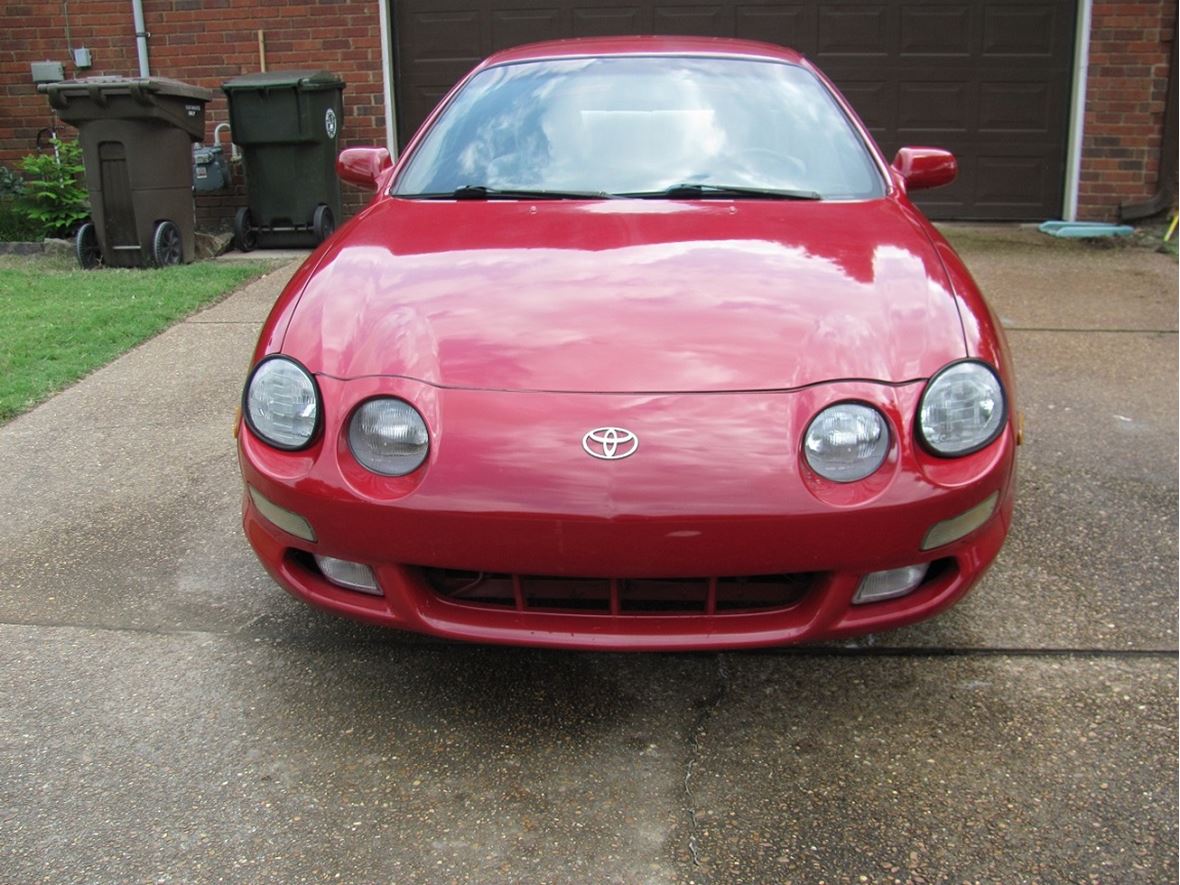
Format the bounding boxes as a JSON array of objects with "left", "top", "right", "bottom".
[
  {"left": 280, "top": 198, "right": 967, "bottom": 393},
  {"left": 238, "top": 38, "right": 1017, "bottom": 650}
]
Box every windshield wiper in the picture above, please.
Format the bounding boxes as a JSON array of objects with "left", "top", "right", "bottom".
[
  {"left": 620, "top": 183, "right": 822, "bottom": 201},
  {"left": 407, "top": 185, "right": 620, "bottom": 200}
]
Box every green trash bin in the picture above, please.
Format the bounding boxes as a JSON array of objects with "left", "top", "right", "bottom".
[
  {"left": 40, "top": 76, "right": 212, "bottom": 268},
  {"left": 222, "top": 70, "right": 345, "bottom": 250}
]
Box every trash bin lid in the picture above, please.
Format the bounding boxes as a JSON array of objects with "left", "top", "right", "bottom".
[
  {"left": 222, "top": 70, "right": 344, "bottom": 93},
  {"left": 41, "top": 76, "right": 214, "bottom": 103}
]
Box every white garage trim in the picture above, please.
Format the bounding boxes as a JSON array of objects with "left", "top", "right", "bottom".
[
  {"left": 378, "top": 0, "right": 399, "bottom": 157},
  {"left": 1063, "top": 0, "right": 1093, "bottom": 221}
]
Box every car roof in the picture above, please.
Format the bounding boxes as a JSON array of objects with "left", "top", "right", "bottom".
[{"left": 481, "top": 35, "right": 807, "bottom": 68}]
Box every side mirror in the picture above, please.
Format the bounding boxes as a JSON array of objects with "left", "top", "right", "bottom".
[
  {"left": 892, "top": 147, "right": 957, "bottom": 191},
  {"left": 337, "top": 147, "right": 392, "bottom": 191}
]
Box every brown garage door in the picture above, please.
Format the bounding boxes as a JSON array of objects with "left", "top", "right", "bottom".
[{"left": 392, "top": 0, "right": 1077, "bottom": 220}]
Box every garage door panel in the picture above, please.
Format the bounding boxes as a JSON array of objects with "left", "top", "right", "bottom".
[
  {"left": 898, "top": 5, "right": 972, "bottom": 57},
  {"left": 982, "top": 5, "right": 1066, "bottom": 58},
  {"left": 979, "top": 82, "right": 1056, "bottom": 134},
  {"left": 393, "top": 0, "right": 1077, "bottom": 219},
  {"left": 815, "top": 5, "right": 891, "bottom": 57},
  {"left": 974, "top": 155, "right": 1054, "bottom": 213},
  {"left": 400, "top": 9, "right": 483, "bottom": 62},
  {"left": 734, "top": 6, "right": 815, "bottom": 52},
  {"left": 572, "top": 7, "right": 645, "bottom": 37},
  {"left": 492, "top": 9, "right": 565, "bottom": 52},
  {"left": 896, "top": 82, "right": 974, "bottom": 134},
  {"left": 652, "top": 6, "right": 731, "bottom": 36}
]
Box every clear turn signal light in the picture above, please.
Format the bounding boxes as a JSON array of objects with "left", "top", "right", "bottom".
[
  {"left": 853, "top": 563, "right": 929, "bottom": 604},
  {"left": 314, "top": 555, "right": 381, "bottom": 595}
]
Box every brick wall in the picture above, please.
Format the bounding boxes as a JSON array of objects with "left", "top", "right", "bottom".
[
  {"left": 1, "top": 0, "right": 384, "bottom": 229},
  {"left": 1078, "top": 1, "right": 1176, "bottom": 220}
]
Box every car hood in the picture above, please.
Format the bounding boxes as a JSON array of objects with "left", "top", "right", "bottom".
[{"left": 283, "top": 198, "right": 965, "bottom": 393}]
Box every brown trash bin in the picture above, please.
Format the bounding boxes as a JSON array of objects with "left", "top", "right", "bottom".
[{"left": 41, "top": 77, "right": 212, "bottom": 268}]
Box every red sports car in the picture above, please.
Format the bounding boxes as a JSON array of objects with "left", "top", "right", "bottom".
[{"left": 237, "top": 36, "right": 1018, "bottom": 650}]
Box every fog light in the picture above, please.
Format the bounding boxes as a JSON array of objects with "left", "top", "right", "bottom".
[
  {"left": 314, "top": 555, "right": 381, "bottom": 595},
  {"left": 854, "top": 563, "right": 929, "bottom": 604},
  {"left": 921, "top": 492, "right": 999, "bottom": 551},
  {"left": 248, "top": 486, "right": 316, "bottom": 542}
]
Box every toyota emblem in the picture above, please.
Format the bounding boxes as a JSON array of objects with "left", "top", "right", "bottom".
[{"left": 582, "top": 427, "right": 639, "bottom": 460}]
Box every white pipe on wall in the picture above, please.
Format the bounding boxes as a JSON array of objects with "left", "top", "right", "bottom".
[
  {"left": 378, "top": 0, "right": 399, "bottom": 156},
  {"left": 131, "top": 0, "right": 150, "bottom": 77},
  {"left": 1063, "top": 0, "right": 1093, "bottom": 222}
]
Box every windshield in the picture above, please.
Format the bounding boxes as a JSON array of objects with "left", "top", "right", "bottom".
[{"left": 394, "top": 55, "right": 885, "bottom": 200}]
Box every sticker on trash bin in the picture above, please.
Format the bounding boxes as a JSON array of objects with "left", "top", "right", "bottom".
[{"left": 325, "top": 108, "right": 338, "bottom": 139}]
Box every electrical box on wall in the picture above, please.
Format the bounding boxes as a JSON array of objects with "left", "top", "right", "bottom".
[
  {"left": 73, "top": 48, "right": 93, "bottom": 69},
  {"left": 31, "top": 61, "right": 65, "bottom": 83}
]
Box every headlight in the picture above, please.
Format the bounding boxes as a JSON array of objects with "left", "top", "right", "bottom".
[
  {"left": 918, "top": 360, "right": 1006, "bottom": 456},
  {"left": 348, "top": 398, "right": 430, "bottom": 476},
  {"left": 243, "top": 356, "right": 320, "bottom": 450},
  {"left": 804, "top": 402, "right": 890, "bottom": 482}
]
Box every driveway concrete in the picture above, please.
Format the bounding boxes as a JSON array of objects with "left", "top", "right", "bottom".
[{"left": 0, "top": 229, "right": 1175, "bottom": 883}]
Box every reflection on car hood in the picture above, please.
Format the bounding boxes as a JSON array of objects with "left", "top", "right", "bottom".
[{"left": 283, "top": 198, "right": 966, "bottom": 393}]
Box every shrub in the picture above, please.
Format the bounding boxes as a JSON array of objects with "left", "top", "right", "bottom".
[
  {"left": 0, "top": 205, "right": 43, "bottom": 242},
  {"left": 18, "top": 137, "right": 89, "bottom": 238},
  {"left": 0, "top": 166, "right": 42, "bottom": 242},
  {"left": 0, "top": 165, "right": 24, "bottom": 200}
]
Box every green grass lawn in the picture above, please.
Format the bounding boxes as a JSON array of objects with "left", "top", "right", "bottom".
[{"left": 0, "top": 253, "right": 270, "bottom": 421}]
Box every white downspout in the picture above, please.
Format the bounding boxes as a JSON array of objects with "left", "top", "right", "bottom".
[
  {"left": 131, "top": 0, "right": 150, "bottom": 77},
  {"left": 378, "top": 0, "right": 399, "bottom": 156},
  {"left": 1063, "top": 0, "right": 1093, "bottom": 221}
]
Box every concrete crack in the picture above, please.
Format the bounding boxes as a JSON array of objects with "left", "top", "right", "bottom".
[{"left": 683, "top": 653, "right": 729, "bottom": 879}]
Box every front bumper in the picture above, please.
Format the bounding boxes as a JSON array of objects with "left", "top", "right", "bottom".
[{"left": 239, "top": 377, "right": 1017, "bottom": 651}]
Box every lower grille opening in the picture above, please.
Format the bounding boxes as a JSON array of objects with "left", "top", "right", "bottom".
[
  {"left": 422, "top": 569, "right": 815, "bottom": 615},
  {"left": 923, "top": 557, "right": 958, "bottom": 587},
  {"left": 714, "top": 574, "right": 814, "bottom": 611}
]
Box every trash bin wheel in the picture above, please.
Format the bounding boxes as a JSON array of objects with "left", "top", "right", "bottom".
[
  {"left": 152, "top": 220, "right": 184, "bottom": 267},
  {"left": 313, "top": 204, "right": 335, "bottom": 244},
  {"left": 234, "top": 207, "right": 258, "bottom": 253},
  {"left": 75, "top": 222, "right": 102, "bottom": 270}
]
